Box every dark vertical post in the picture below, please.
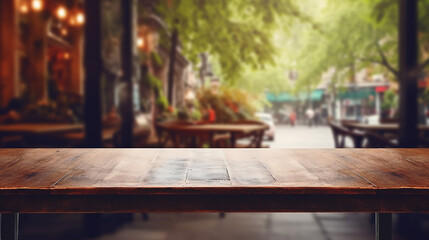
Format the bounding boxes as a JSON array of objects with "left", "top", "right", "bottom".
[
  {"left": 120, "top": 0, "right": 137, "bottom": 147},
  {"left": 375, "top": 213, "right": 392, "bottom": 240},
  {"left": 84, "top": 0, "right": 103, "bottom": 147},
  {"left": 398, "top": 0, "right": 418, "bottom": 147},
  {"left": 1, "top": 213, "right": 19, "bottom": 240},
  {"left": 83, "top": 0, "right": 103, "bottom": 236},
  {"left": 167, "top": 27, "right": 179, "bottom": 105}
]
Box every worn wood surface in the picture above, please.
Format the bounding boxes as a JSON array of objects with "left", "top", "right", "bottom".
[{"left": 1, "top": 148, "right": 429, "bottom": 213}]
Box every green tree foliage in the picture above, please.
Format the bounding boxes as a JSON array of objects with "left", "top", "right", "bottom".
[
  {"left": 154, "top": 0, "right": 313, "bottom": 82},
  {"left": 151, "top": 0, "right": 429, "bottom": 97},
  {"left": 293, "top": 0, "right": 429, "bottom": 94}
]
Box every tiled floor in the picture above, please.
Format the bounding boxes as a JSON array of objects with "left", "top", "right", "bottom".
[
  {"left": 94, "top": 213, "right": 374, "bottom": 240},
  {"left": 20, "top": 213, "right": 375, "bottom": 240}
]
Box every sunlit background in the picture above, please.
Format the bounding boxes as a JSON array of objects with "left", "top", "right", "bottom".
[{"left": 1, "top": 0, "right": 429, "bottom": 239}]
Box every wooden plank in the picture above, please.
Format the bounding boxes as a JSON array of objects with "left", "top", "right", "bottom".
[
  {"left": 384, "top": 148, "right": 429, "bottom": 167},
  {"left": 143, "top": 150, "right": 192, "bottom": 186},
  {"left": 0, "top": 149, "right": 40, "bottom": 169},
  {"left": 333, "top": 149, "right": 429, "bottom": 188},
  {"left": 96, "top": 149, "right": 160, "bottom": 187},
  {"left": 224, "top": 150, "right": 275, "bottom": 185},
  {"left": 0, "top": 149, "right": 92, "bottom": 188},
  {"left": 185, "top": 149, "right": 230, "bottom": 186},
  {"left": 55, "top": 149, "right": 144, "bottom": 187},
  {"left": 256, "top": 149, "right": 374, "bottom": 188}
]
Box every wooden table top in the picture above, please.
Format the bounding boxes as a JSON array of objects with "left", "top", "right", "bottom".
[
  {"left": 344, "top": 122, "right": 429, "bottom": 132},
  {"left": 1, "top": 148, "right": 429, "bottom": 213},
  {"left": 0, "top": 123, "right": 83, "bottom": 135},
  {"left": 157, "top": 122, "right": 267, "bottom": 134}
]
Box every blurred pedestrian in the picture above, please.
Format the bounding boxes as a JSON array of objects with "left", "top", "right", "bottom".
[
  {"left": 305, "top": 107, "right": 315, "bottom": 127},
  {"left": 314, "top": 108, "right": 321, "bottom": 126},
  {"left": 290, "top": 111, "right": 296, "bottom": 127}
]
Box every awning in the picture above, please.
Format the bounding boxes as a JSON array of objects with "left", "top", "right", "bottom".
[
  {"left": 266, "top": 89, "right": 324, "bottom": 103},
  {"left": 266, "top": 92, "right": 295, "bottom": 102},
  {"left": 338, "top": 88, "right": 376, "bottom": 100},
  {"left": 302, "top": 89, "right": 324, "bottom": 101}
]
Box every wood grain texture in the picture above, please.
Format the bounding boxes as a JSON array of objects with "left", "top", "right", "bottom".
[{"left": 1, "top": 148, "right": 429, "bottom": 213}]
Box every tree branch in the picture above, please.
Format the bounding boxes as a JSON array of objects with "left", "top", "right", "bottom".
[{"left": 374, "top": 41, "right": 399, "bottom": 77}]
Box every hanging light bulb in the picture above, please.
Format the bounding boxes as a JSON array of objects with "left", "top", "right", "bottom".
[
  {"left": 31, "top": 0, "right": 43, "bottom": 12},
  {"left": 19, "top": 0, "right": 30, "bottom": 14},
  {"left": 60, "top": 28, "right": 68, "bottom": 36},
  {"left": 56, "top": 6, "right": 68, "bottom": 20},
  {"left": 76, "top": 12, "right": 85, "bottom": 25},
  {"left": 137, "top": 37, "right": 145, "bottom": 49},
  {"left": 69, "top": 17, "right": 76, "bottom": 26}
]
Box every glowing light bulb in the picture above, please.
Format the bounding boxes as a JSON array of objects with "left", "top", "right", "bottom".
[
  {"left": 76, "top": 12, "right": 85, "bottom": 25},
  {"left": 60, "top": 28, "right": 68, "bottom": 36},
  {"left": 64, "top": 52, "right": 70, "bottom": 60},
  {"left": 20, "top": 2, "right": 29, "bottom": 14},
  {"left": 137, "top": 37, "right": 144, "bottom": 48},
  {"left": 56, "top": 6, "right": 67, "bottom": 20},
  {"left": 31, "top": 0, "right": 43, "bottom": 12},
  {"left": 69, "top": 17, "right": 76, "bottom": 26}
]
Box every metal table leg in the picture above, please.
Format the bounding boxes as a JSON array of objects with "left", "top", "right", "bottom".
[
  {"left": 1, "top": 213, "right": 19, "bottom": 240},
  {"left": 375, "top": 213, "right": 392, "bottom": 240}
]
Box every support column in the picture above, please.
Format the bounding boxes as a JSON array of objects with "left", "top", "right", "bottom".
[
  {"left": 167, "top": 27, "right": 178, "bottom": 106},
  {"left": 0, "top": 0, "right": 17, "bottom": 108},
  {"left": 84, "top": 0, "right": 103, "bottom": 147},
  {"left": 398, "top": 0, "right": 418, "bottom": 147},
  {"left": 120, "top": 0, "right": 138, "bottom": 147}
]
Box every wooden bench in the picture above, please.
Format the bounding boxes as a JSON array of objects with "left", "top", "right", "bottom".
[{"left": 2, "top": 148, "right": 429, "bottom": 240}]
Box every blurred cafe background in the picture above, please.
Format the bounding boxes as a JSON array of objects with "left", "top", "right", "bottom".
[{"left": 1, "top": 0, "right": 429, "bottom": 239}]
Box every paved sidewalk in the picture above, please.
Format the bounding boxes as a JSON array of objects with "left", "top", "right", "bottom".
[{"left": 266, "top": 125, "right": 334, "bottom": 148}]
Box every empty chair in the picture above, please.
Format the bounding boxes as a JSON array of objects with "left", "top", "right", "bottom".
[
  {"left": 364, "top": 132, "right": 399, "bottom": 148},
  {"left": 340, "top": 119, "right": 360, "bottom": 131},
  {"left": 328, "top": 121, "right": 364, "bottom": 148}
]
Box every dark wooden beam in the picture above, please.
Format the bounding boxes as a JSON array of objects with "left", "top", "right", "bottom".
[
  {"left": 398, "top": 0, "right": 418, "bottom": 147},
  {"left": 120, "top": 0, "right": 137, "bottom": 147},
  {"left": 84, "top": 0, "right": 102, "bottom": 147},
  {"left": 167, "top": 28, "right": 179, "bottom": 105}
]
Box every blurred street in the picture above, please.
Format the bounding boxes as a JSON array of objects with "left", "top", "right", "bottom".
[{"left": 266, "top": 125, "right": 334, "bottom": 149}]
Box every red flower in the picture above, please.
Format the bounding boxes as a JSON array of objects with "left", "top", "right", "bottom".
[{"left": 208, "top": 108, "right": 216, "bottom": 122}]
